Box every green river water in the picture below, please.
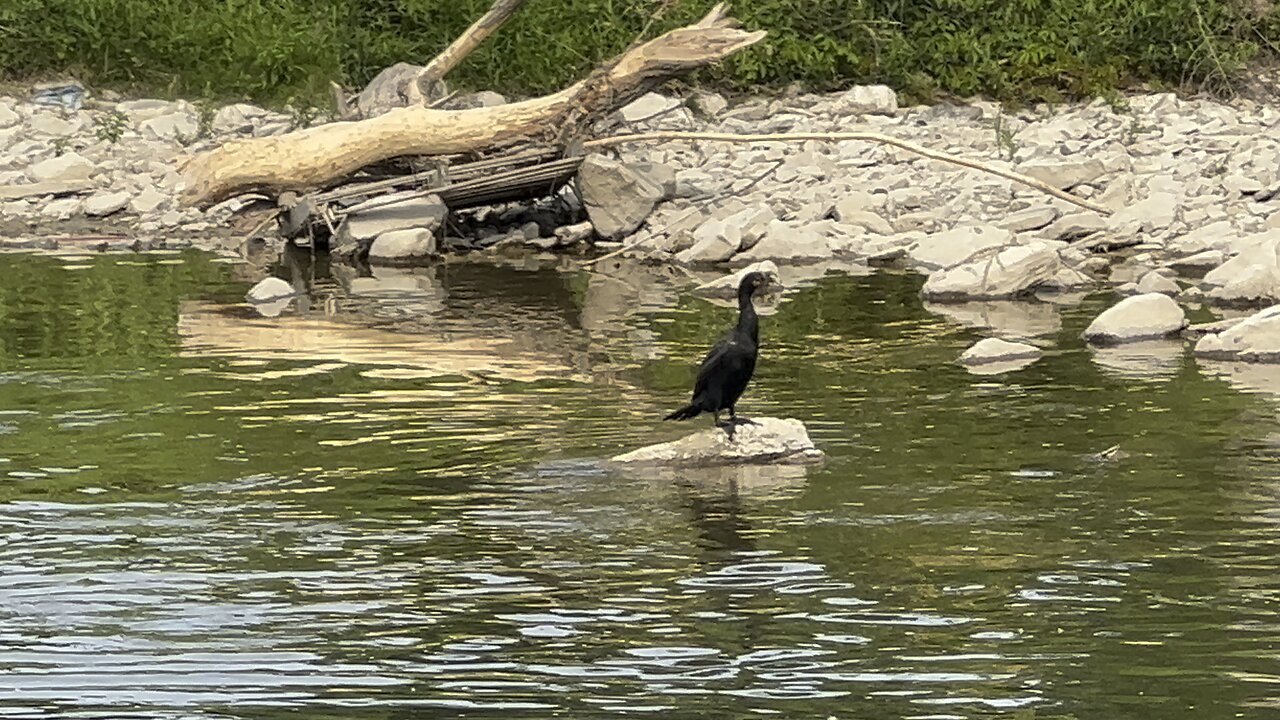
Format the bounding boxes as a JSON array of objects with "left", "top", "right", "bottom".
[{"left": 0, "top": 249, "right": 1278, "bottom": 719}]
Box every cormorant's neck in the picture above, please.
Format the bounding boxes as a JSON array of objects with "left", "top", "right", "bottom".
[{"left": 736, "top": 289, "right": 758, "bottom": 343}]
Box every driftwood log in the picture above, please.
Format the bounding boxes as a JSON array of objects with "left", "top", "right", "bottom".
[{"left": 180, "top": 4, "right": 764, "bottom": 207}]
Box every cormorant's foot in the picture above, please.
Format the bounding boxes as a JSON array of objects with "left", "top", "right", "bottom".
[{"left": 729, "top": 416, "right": 759, "bottom": 426}]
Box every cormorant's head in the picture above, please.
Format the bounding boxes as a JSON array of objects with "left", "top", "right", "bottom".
[{"left": 739, "top": 271, "right": 770, "bottom": 296}]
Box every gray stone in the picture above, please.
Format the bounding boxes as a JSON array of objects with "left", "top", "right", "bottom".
[
  {"left": 921, "top": 242, "right": 1063, "bottom": 301},
  {"left": 212, "top": 104, "right": 261, "bottom": 134},
  {"left": 999, "top": 206, "right": 1060, "bottom": 232},
  {"left": 454, "top": 91, "right": 507, "bottom": 109},
  {"left": 1108, "top": 191, "right": 1178, "bottom": 233},
  {"left": 519, "top": 221, "right": 541, "bottom": 240},
  {"left": 345, "top": 192, "right": 447, "bottom": 241},
  {"left": 1136, "top": 271, "right": 1181, "bottom": 295},
  {"left": 554, "top": 221, "right": 595, "bottom": 245},
  {"left": 27, "top": 152, "right": 95, "bottom": 183},
  {"left": 1043, "top": 212, "right": 1107, "bottom": 240},
  {"left": 576, "top": 156, "right": 664, "bottom": 240},
  {"left": 1020, "top": 159, "right": 1106, "bottom": 189},
  {"left": 368, "top": 228, "right": 438, "bottom": 264},
  {"left": 958, "top": 337, "right": 1043, "bottom": 366},
  {"left": 907, "top": 224, "right": 1014, "bottom": 271},
  {"left": 631, "top": 161, "right": 677, "bottom": 200},
  {"left": 83, "top": 190, "right": 131, "bottom": 217},
  {"left": 1082, "top": 293, "right": 1188, "bottom": 344},
  {"left": 723, "top": 204, "right": 777, "bottom": 251},
  {"left": 837, "top": 85, "right": 898, "bottom": 115},
  {"left": 356, "top": 63, "right": 421, "bottom": 117},
  {"left": 1194, "top": 305, "right": 1280, "bottom": 362},
  {"left": 117, "top": 99, "right": 185, "bottom": 122},
  {"left": 140, "top": 112, "right": 198, "bottom": 141},
  {"left": 692, "top": 91, "right": 728, "bottom": 117},
  {"left": 619, "top": 92, "right": 681, "bottom": 123},
  {"left": 129, "top": 185, "right": 167, "bottom": 214},
  {"left": 610, "top": 417, "right": 823, "bottom": 466}
]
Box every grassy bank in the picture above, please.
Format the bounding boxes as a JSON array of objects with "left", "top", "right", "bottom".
[{"left": 1, "top": 0, "right": 1276, "bottom": 108}]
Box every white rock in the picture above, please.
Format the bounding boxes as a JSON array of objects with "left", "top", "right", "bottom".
[
  {"left": 958, "top": 337, "right": 1043, "bottom": 366},
  {"left": 1043, "top": 212, "right": 1107, "bottom": 240},
  {"left": 27, "top": 152, "right": 95, "bottom": 183},
  {"left": 999, "top": 206, "right": 1059, "bottom": 232},
  {"left": 344, "top": 192, "right": 447, "bottom": 241},
  {"left": 1020, "top": 159, "right": 1106, "bottom": 189},
  {"left": 837, "top": 85, "right": 898, "bottom": 115},
  {"left": 737, "top": 220, "right": 834, "bottom": 264},
  {"left": 1082, "top": 293, "right": 1187, "bottom": 344},
  {"left": 675, "top": 218, "right": 741, "bottom": 264},
  {"left": 576, "top": 155, "right": 664, "bottom": 240},
  {"left": 921, "top": 242, "right": 1062, "bottom": 301},
  {"left": 694, "top": 261, "right": 781, "bottom": 296},
  {"left": 27, "top": 113, "right": 78, "bottom": 136},
  {"left": 1201, "top": 232, "right": 1280, "bottom": 304},
  {"left": 723, "top": 203, "right": 777, "bottom": 250},
  {"left": 610, "top": 417, "right": 824, "bottom": 466},
  {"left": 129, "top": 185, "right": 168, "bottom": 214},
  {"left": 0, "top": 102, "right": 17, "bottom": 128},
  {"left": 246, "top": 277, "right": 295, "bottom": 302},
  {"left": 117, "top": 99, "right": 186, "bottom": 123},
  {"left": 906, "top": 224, "right": 1014, "bottom": 271},
  {"left": 83, "top": 190, "right": 131, "bottom": 217},
  {"left": 140, "top": 112, "right": 198, "bottom": 141},
  {"left": 40, "top": 197, "right": 82, "bottom": 219},
  {"left": 1194, "top": 305, "right": 1280, "bottom": 362},
  {"left": 1135, "top": 271, "right": 1181, "bottom": 295},
  {"left": 619, "top": 92, "right": 681, "bottom": 123},
  {"left": 1109, "top": 191, "right": 1178, "bottom": 232},
  {"left": 692, "top": 91, "right": 728, "bottom": 117},
  {"left": 368, "top": 228, "right": 438, "bottom": 264},
  {"left": 1165, "top": 249, "right": 1225, "bottom": 273},
  {"left": 212, "top": 104, "right": 260, "bottom": 134}
]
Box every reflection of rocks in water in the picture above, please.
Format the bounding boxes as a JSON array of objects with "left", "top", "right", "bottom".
[
  {"left": 1197, "top": 360, "right": 1280, "bottom": 400},
  {"left": 629, "top": 464, "right": 811, "bottom": 500},
  {"left": 579, "top": 260, "right": 690, "bottom": 365},
  {"left": 177, "top": 301, "right": 587, "bottom": 383},
  {"left": 336, "top": 265, "right": 448, "bottom": 321},
  {"left": 925, "top": 300, "right": 1062, "bottom": 340},
  {"left": 1090, "top": 340, "right": 1184, "bottom": 382}
]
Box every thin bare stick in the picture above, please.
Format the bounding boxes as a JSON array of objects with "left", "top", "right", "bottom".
[
  {"left": 408, "top": 0, "right": 529, "bottom": 103},
  {"left": 584, "top": 131, "right": 1112, "bottom": 215},
  {"left": 578, "top": 234, "right": 667, "bottom": 267}
]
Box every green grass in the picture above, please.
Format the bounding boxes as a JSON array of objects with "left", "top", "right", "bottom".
[{"left": 0, "top": 0, "right": 1276, "bottom": 109}]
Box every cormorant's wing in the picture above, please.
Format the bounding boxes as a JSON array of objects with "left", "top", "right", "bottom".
[{"left": 693, "top": 333, "right": 741, "bottom": 395}]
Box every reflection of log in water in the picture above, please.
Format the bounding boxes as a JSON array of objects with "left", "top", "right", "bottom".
[{"left": 177, "top": 300, "right": 589, "bottom": 383}]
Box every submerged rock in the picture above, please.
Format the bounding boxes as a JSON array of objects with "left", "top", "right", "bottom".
[
  {"left": 1082, "top": 293, "right": 1187, "bottom": 344},
  {"left": 1200, "top": 232, "right": 1280, "bottom": 305},
  {"left": 958, "top": 337, "right": 1042, "bottom": 366},
  {"left": 610, "top": 417, "right": 824, "bottom": 467},
  {"left": 1194, "top": 305, "right": 1280, "bottom": 362}
]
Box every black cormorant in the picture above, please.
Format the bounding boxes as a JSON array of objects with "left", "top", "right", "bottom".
[{"left": 664, "top": 271, "right": 769, "bottom": 428}]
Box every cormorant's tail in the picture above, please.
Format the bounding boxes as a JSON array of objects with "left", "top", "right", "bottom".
[{"left": 664, "top": 404, "right": 701, "bottom": 421}]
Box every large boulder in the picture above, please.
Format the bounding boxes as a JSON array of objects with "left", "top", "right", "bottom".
[
  {"left": 576, "top": 155, "right": 665, "bottom": 240},
  {"left": 1194, "top": 305, "right": 1280, "bottom": 362},
  {"left": 1082, "top": 293, "right": 1187, "bottom": 344},
  {"left": 610, "top": 417, "right": 824, "bottom": 467},
  {"left": 27, "top": 152, "right": 95, "bottom": 183},
  {"left": 920, "top": 242, "right": 1062, "bottom": 301}
]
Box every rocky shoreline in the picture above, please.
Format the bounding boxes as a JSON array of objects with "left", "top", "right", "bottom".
[{"left": 4, "top": 80, "right": 1280, "bottom": 366}]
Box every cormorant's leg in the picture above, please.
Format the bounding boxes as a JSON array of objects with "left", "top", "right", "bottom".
[
  {"left": 728, "top": 406, "right": 758, "bottom": 426},
  {"left": 713, "top": 410, "right": 723, "bottom": 427}
]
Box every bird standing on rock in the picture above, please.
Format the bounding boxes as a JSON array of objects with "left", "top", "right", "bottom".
[{"left": 664, "top": 271, "right": 769, "bottom": 431}]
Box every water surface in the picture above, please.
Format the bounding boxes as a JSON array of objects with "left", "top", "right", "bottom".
[{"left": 0, "top": 250, "right": 1278, "bottom": 719}]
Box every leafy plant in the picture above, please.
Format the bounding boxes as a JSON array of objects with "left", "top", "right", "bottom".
[{"left": 93, "top": 109, "right": 127, "bottom": 144}]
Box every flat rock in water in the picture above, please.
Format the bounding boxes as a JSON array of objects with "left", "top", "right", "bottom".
[
  {"left": 1083, "top": 293, "right": 1187, "bottom": 344},
  {"left": 1194, "top": 305, "right": 1280, "bottom": 362},
  {"left": 921, "top": 242, "right": 1062, "bottom": 301},
  {"left": 246, "top": 277, "right": 294, "bottom": 303},
  {"left": 958, "top": 337, "right": 1042, "bottom": 366},
  {"left": 1200, "top": 232, "right": 1280, "bottom": 304},
  {"left": 610, "top": 417, "right": 824, "bottom": 467},
  {"left": 694, "top": 260, "right": 780, "bottom": 297}
]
